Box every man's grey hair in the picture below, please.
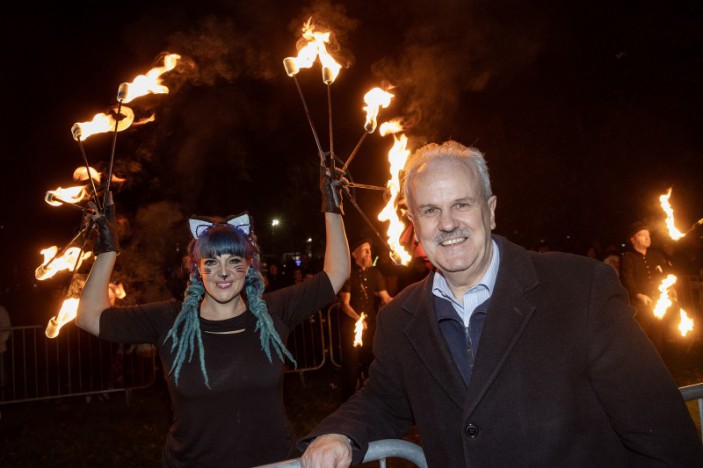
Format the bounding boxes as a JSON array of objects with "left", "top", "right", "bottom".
[{"left": 401, "top": 140, "right": 492, "bottom": 212}]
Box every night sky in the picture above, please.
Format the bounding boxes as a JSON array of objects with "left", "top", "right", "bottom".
[{"left": 1, "top": 1, "right": 701, "bottom": 317}]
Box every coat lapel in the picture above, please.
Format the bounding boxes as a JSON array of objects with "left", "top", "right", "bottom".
[
  {"left": 402, "top": 273, "right": 468, "bottom": 409},
  {"left": 463, "top": 236, "right": 539, "bottom": 417}
]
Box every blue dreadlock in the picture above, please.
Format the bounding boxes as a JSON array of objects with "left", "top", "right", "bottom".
[
  {"left": 163, "top": 216, "right": 296, "bottom": 388},
  {"left": 245, "top": 257, "right": 296, "bottom": 366},
  {"left": 163, "top": 274, "right": 209, "bottom": 387}
]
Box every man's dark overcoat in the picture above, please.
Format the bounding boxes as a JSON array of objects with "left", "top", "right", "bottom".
[{"left": 302, "top": 236, "right": 702, "bottom": 467}]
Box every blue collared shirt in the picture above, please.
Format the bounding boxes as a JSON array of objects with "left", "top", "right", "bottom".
[{"left": 432, "top": 239, "right": 500, "bottom": 327}]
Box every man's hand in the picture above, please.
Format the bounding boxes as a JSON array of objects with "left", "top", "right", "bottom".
[
  {"left": 300, "top": 433, "right": 353, "bottom": 468},
  {"left": 637, "top": 293, "right": 652, "bottom": 307}
]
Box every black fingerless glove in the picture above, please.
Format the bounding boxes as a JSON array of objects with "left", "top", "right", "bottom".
[
  {"left": 320, "top": 166, "right": 344, "bottom": 215},
  {"left": 93, "top": 201, "right": 120, "bottom": 255}
]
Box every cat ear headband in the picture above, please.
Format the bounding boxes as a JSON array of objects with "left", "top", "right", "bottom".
[{"left": 189, "top": 213, "right": 251, "bottom": 239}]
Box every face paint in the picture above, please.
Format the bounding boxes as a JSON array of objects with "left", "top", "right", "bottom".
[{"left": 199, "top": 254, "right": 250, "bottom": 304}]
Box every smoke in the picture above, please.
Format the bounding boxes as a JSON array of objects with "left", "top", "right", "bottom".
[
  {"left": 107, "top": 1, "right": 547, "bottom": 228},
  {"left": 369, "top": 0, "right": 547, "bottom": 142}
]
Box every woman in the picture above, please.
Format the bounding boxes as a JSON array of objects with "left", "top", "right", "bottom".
[{"left": 76, "top": 171, "right": 349, "bottom": 467}]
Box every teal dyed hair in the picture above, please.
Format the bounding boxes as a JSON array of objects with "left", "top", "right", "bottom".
[{"left": 164, "top": 219, "right": 296, "bottom": 388}]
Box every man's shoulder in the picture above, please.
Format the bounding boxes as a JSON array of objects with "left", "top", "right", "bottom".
[{"left": 523, "top": 249, "right": 608, "bottom": 280}]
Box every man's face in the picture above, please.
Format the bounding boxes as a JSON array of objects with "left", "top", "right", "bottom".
[
  {"left": 352, "top": 242, "right": 373, "bottom": 269},
  {"left": 630, "top": 229, "right": 651, "bottom": 252},
  {"left": 407, "top": 158, "right": 496, "bottom": 287}
]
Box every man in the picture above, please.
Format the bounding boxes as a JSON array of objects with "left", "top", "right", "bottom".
[
  {"left": 300, "top": 140, "right": 702, "bottom": 467},
  {"left": 338, "top": 238, "right": 392, "bottom": 401},
  {"left": 619, "top": 221, "right": 671, "bottom": 353}
]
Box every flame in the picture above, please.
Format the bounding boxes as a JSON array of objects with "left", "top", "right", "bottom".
[
  {"left": 653, "top": 274, "right": 677, "bottom": 319},
  {"left": 362, "top": 88, "right": 394, "bottom": 133},
  {"left": 117, "top": 53, "right": 181, "bottom": 103},
  {"left": 73, "top": 166, "right": 101, "bottom": 185},
  {"left": 108, "top": 282, "right": 126, "bottom": 305},
  {"left": 35, "top": 246, "right": 92, "bottom": 280},
  {"left": 379, "top": 119, "right": 405, "bottom": 136},
  {"left": 651, "top": 274, "right": 695, "bottom": 337},
  {"left": 353, "top": 312, "right": 367, "bottom": 347},
  {"left": 283, "top": 18, "right": 342, "bottom": 84},
  {"left": 679, "top": 308, "right": 694, "bottom": 337},
  {"left": 377, "top": 134, "right": 413, "bottom": 265},
  {"left": 659, "top": 187, "right": 685, "bottom": 240},
  {"left": 71, "top": 106, "right": 135, "bottom": 141},
  {"left": 45, "top": 185, "right": 89, "bottom": 206},
  {"left": 45, "top": 297, "right": 80, "bottom": 338}
]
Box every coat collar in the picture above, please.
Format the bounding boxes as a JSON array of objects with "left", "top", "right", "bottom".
[{"left": 400, "top": 235, "right": 540, "bottom": 411}]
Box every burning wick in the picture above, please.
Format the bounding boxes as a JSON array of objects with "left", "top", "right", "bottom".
[
  {"left": 44, "top": 192, "right": 86, "bottom": 211},
  {"left": 363, "top": 88, "right": 394, "bottom": 134},
  {"left": 283, "top": 18, "right": 344, "bottom": 165},
  {"left": 353, "top": 312, "right": 367, "bottom": 347},
  {"left": 341, "top": 88, "right": 395, "bottom": 173},
  {"left": 45, "top": 297, "right": 80, "bottom": 338},
  {"left": 115, "top": 53, "right": 181, "bottom": 104},
  {"left": 283, "top": 19, "right": 342, "bottom": 84}
]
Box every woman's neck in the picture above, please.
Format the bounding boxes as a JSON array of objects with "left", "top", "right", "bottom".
[{"left": 199, "top": 295, "right": 247, "bottom": 320}]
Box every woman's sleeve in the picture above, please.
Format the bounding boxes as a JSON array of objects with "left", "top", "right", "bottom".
[
  {"left": 99, "top": 301, "right": 179, "bottom": 344},
  {"left": 265, "top": 272, "right": 336, "bottom": 327}
]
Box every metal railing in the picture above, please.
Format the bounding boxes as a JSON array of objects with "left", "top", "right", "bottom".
[
  {"left": 257, "top": 380, "right": 703, "bottom": 467},
  {"left": 285, "top": 310, "right": 328, "bottom": 375},
  {"left": 253, "top": 439, "right": 427, "bottom": 468},
  {"left": 0, "top": 307, "right": 334, "bottom": 405},
  {"left": 681, "top": 382, "right": 703, "bottom": 443},
  {"left": 0, "top": 323, "right": 156, "bottom": 405}
]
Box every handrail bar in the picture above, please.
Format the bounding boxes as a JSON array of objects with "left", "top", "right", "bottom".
[{"left": 252, "top": 439, "right": 428, "bottom": 468}]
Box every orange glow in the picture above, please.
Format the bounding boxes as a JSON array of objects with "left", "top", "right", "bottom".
[
  {"left": 679, "top": 309, "right": 694, "bottom": 337},
  {"left": 379, "top": 119, "right": 404, "bottom": 136},
  {"left": 377, "top": 134, "right": 413, "bottom": 265},
  {"left": 117, "top": 53, "right": 181, "bottom": 103},
  {"left": 45, "top": 297, "right": 79, "bottom": 338},
  {"left": 73, "top": 166, "right": 101, "bottom": 185},
  {"left": 653, "top": 274, "right": 677, "bottom": 319},
  {"left": 45, "top": 185, "right": 89, "bottom": 206},
  {"left": 109, "top": 282, "right": 126, "bottom": 305},
  {"left": 353, "top": 312, "right": 367, "bottom": 347},
  {"left": 283, "top": 18, "right": 342, "bottom": 84},
  {"left": 659, "top": 187, "right": 685, "bottom": 240},
  {"left": 35, "top": 246, "right": 92, "bottom": 280},
  {"left": 71, "top": 106, "right": 135, "bottom": 141},
  {"left": 651, "top": 274, "right": 695, "bottom": 337},
  {"left": 362, "top": 88, "right": 394, "bottom": 133}
]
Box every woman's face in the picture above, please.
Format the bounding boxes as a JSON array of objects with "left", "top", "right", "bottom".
[{"left": 199, "top": 254, "right": 250, "bottom": 304}]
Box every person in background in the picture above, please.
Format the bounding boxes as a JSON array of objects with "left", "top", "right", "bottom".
[
  {"left": 265, "top": 261, "right": 285, "bottom": 292},
  {"left": 76, "top": 166, "right": 350, "bottom": 468},
  {"left": 602, "top": 243, "right": 621, "bottom": 279},
  {"left": 338, "top": 238, "right": 393, "bottom": 402},
  {"left": 619, "top": 220, "right": 672, "bottom": 354},
  {"left": 300, "top": 140, "right": 701, "bottom": 467}
]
